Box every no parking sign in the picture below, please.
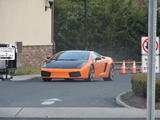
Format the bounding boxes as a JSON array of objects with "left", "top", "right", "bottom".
[
  {"left": 141, "top": 37, "right": 159, "bottom": 73},
  {"left": 141, "top": 37, "right": 159, "bottom": 54}
]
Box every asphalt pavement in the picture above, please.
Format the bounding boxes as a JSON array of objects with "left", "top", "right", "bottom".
[
  {"left": 0, "top": 71, "right": 159, "bottom": 119},
  {"left": 0, "top": 71, "right": 131, "bottom": 107}
]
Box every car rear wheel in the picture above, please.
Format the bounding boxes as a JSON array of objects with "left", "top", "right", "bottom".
[
  {"left": 42, "top": 78, "right": 52, "bottom": 82},
  {"left": 103, "top": 64, "right": 114, "bottom": 81},
  {"left": 86, "top": 65, "right": 94, "bottom": 82}
]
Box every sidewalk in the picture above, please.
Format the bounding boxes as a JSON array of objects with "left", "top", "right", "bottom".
[
  {"left": 0, "top": 107, "right": 159, "bottom": 119},
  {"left": 11, "top": 74, "right": 41, "bottom": 81}
]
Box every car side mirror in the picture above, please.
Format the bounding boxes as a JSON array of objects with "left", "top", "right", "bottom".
[
  {"left": 46, "top": 56, "right": 51, "bottom": 59},
  {"left": 44, "top": 56, "right": 51, "bottom": 63},
  {"left": 95, "top": 57, "right": 101, "bottom": 61}
]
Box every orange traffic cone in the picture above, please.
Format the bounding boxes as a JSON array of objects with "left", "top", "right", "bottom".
[
  {"left": 132, "top": 61, "right": 137, "bottom": 74},
  {"left": 120, "top": 60, "right": 127, "bottom": 74}
]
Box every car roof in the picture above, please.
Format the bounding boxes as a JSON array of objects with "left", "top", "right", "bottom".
[{"left": 64, "top": 50, "right": 93, "bottom": 53}]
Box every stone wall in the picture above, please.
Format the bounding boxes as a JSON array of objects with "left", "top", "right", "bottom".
[{"left": 22, "top": 45, "right": 53, "bottom": 67}]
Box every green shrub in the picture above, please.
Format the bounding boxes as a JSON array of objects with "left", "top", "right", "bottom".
[
  {"left": 131, "top": 74, "right": 160, "bottom": 102},
  {"left": 15, "top": 67, "right": 40, "bottom": 75}
]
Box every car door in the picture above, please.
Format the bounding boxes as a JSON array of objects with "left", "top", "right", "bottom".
[{"left": 91, "top": 52, "right": 105, "bottom": 78}]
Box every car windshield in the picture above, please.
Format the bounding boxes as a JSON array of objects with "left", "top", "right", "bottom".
[{"left": 56, "top": 51, "right": 89, "bottom": 60}]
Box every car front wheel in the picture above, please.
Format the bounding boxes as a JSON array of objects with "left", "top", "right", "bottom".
[
  {"left": 42, "top": 78, "right": 52, "bottom": 82},
  {"left": 103, "top": 64, "right": 114, "bottom": 81},
  {"left": 86, "top": 65, "right": 94, "bottom": 82}
]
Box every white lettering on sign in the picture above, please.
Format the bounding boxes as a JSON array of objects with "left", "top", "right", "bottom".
[{"left": 0, "top": 47, "right": 15, "bottom": 60}]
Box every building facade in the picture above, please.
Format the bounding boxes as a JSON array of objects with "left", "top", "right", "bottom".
[{"left": 0, "top": 0, "right": 54, "bottom": 67}]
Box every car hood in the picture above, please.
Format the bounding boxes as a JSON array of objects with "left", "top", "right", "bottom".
[{"left": 42, "top": 60, "right": 88, "bottom": 69}]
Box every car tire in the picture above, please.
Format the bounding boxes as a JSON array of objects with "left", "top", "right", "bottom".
[
  {"left": 42, "top": 78, "right": 52, "bottom": 82},
  {"left": 65, "top": 78, "right": 73, "bottom": 81},
  {"left": 86, "top": 65, "right": 95, "bottom": 82},
  {"left": 103, "top": 64, "right": 114, "bottom": 81}
]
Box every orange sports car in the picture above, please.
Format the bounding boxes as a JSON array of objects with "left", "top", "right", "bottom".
[{"left": 41, "top": 50, "right": 114, "bottom": 82}]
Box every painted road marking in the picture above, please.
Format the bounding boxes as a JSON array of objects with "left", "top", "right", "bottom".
[{"left": 41, "top": 98, "right": 62, "bottom": 105}]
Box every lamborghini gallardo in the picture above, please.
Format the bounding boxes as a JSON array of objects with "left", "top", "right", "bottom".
[{"left": 41, "top": 50, "right": 114, "bottom": 82}]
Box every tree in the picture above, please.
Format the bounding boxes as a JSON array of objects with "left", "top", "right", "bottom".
[{"left": 54, "top": 0, "right": 159, "bottom": 61}]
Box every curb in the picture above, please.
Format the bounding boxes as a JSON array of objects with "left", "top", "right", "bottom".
[
  {"left": 11, "top": 74, "right": 41, "bottom": 81},
  {"left": 12, "top": 75, "right": 41, "bottom": 81},
  {"left": 0, "top": 74, "right": 41, "bottom": 82},
  {"left": 116, "top": 90, "right": 143, "bottom": 109}
]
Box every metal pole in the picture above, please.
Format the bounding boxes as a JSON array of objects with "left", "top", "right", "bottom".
[
  {"left": 5, "top": 60, "right": 8, "bottom": 79},
  {"left": 51, "top": 0, "right": 56, "bottom": 54},
  {"left": 147, "top": 0, "right": 157, "bottom": 120},
  {"left": 84, "top": 0, "right": 88, "bottom": 50}
]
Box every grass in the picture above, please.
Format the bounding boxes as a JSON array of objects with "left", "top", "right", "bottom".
[{"left": 14, "top": 67, "right": 40, "bottom": 75}]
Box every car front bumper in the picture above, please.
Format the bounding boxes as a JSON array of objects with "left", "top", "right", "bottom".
[{"left": 41, "top": 67, "right": 90, "bottom": 79}]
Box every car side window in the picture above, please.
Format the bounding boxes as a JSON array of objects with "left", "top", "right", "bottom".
[
  {"left": 94, "top": 52, "right": 101, "bottom": 58},
  {"left": 92, "top": 53, "right": 98, "bottom": 61}
]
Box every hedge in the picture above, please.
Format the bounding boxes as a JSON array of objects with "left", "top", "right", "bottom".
[{"left": 131, "top": 74, "right": 160, "bottom": 102}]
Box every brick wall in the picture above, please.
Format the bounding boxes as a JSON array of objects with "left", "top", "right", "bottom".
[{"left": 22, "top": 45, "right": 53, "bottom": 67}]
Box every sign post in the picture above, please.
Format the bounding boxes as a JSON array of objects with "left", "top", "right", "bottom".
[
  {"left": 5, "top": 60, "right": 8, "bottom": 79},
  {"left": 147, "top": 0, "right": 157, "bottom": 120}
]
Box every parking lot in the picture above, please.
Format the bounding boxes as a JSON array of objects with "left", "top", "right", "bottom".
[{"left": 0, "top": 71, "right": 131, "bottom": 107}]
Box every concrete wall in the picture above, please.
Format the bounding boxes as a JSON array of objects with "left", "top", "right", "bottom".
[
  {"left": 0, "top": 0, "right": 52, "bottom": 46},
  {"left": 0, "top": 0, "right": 53, "bottom": 67}
]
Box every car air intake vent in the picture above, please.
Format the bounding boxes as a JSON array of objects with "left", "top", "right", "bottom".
[
  {"left": 69, "top": 71, "right": 81, "bottom": 77},
  {"left": 41, "top": 71, "right": 51, "bottom": 77}
]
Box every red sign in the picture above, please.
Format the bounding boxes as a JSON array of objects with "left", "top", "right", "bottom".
[{"left": 142, "top": 39, "right": 159, "bottom": 53}]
